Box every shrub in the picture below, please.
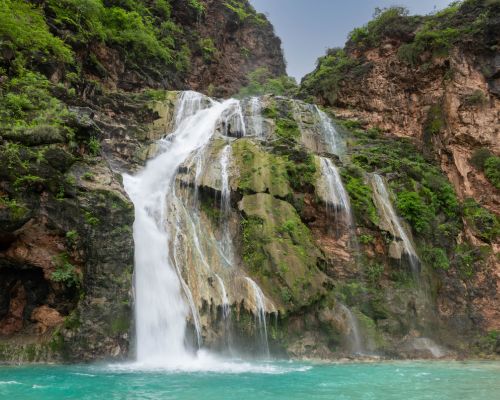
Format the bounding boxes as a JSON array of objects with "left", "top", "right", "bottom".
[
  {"left": 470, "top": 148, "right": 493, "bottom": 170},
  {"left": 396, "top": 191, "right": 432, "bottom": 233},
  {"left": 422, "top": 246, "right": 450, "bottom": 271},
  {"left": 238, "top": 67, "right": 298, "bottom": 97},
  {"left": 484, "top": 156, "right": 500, "bottom": 189},
  {"left": 462, "top": 198, "right": 499, "bottom": 242},
  {"left": 300, "top": 49, "right": 358, "bottom": 105},
  {"left": 51, "top": 253, "right": 81, "bottom": 287},
  {"left": 88, "top": 137, "right": 101, "bottom": 156},
  {"left": 199, "top": 38, "right": 217, "bottom": 62}
]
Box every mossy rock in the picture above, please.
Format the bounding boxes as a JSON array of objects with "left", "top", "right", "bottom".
[
  {"left": 232, "top": 139, "right": 291, "bottom": 198},
  {"left": 239, "top": 193, "right": 327, "bottom": 310}
]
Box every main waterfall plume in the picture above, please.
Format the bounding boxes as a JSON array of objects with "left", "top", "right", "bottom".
[{"left": 123, "top": 92, "right": 237, "bottom": 364}]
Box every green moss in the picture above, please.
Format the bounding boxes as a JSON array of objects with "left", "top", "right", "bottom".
[
  {"left": 340, "top": 166, "right": 378, "bottom": 225},
  {"left": 110, "top": 314, "right": 130, "bottom": 335},
  {"left": 240, "top": 193, "right": 325, "bottom": 309},
  {"left": 232, "top": 139, "right": 291, "bottom": 197}
]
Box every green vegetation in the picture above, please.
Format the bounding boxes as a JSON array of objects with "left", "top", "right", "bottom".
[
  {"left": 238, "top": 67, "right": 298, "bottom": 97},
  {"left": 349, "top": 134, "right": 460, "bottom": 239},
  {"left": 340, "top": 165, "right": 378, "bottom": 225},
  {"left": 224, "top": 0, "right": 266, "bottom": 25},
  {"left": 240, "top": 193, "right": 325, "bottom": 309},
  {"left": 348, "top": 7, "right": 419, "bottom": 48},
  {"left": 422, "top": 246, "right": 450, "bottom": 271},
  {"left": 462, "top": 198, "right": 499, "bottom": 242},
  {"left": 84, "top": 211, "right": 100, "bottom": 226},
  {"left": 88, "top": 137, "right": 101, "bottom": 156},
  {"left": 0, "top": 0, "right": 73, "bottom": 67},
  {"left": 0, "top": 195, "right": 28, "bottom": 219},
  {"left": 199, "top": 38, "right": 217, "bottom": 62},
  {"left": 470, "top": 148, "right": 500, "bottom": 189},
  {"left": 484, "top": 156, "right": 500, "bottom": 189},
  {"left": 299, "top": 49, "right": 359, "bottom": 105},
  {"left": 424, "top": 104, "right": 445, "bottom": 136},
  {"left": 51, "top": 253, "right": 81, "bottom": 287}
]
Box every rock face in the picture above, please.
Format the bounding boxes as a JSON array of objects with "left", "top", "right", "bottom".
[
  {"left": 299, "top": 0, "right": 499, "bottom": 355},
  {"left": 300, "top": 1, "right": 499, "bottom": 213},
  {"left": 0, "top": 1, "right": 285, "bottom": 362},
  {"left": 51, "top": 0, "right": 286, "bottom": 96}
]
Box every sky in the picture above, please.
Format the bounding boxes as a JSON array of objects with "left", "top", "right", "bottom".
[{"left": 249, "top": 0, "right": 454, "bottom": 81}]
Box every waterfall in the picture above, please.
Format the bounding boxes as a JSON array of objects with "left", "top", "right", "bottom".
[
  {"left": 245, "top": 277, "right": 271, "bottom": 358},
  {"left": 315, "top": 106, "right": 343, "bottom": 156},
  {"left": 371, "top": 174, "right": 420, "bottom": 273},
  {"left": 174, "top": 91, "right": 211, "bottom": 127},
  {"left": 319, "top": 157, "right": 354, "bottom": 226},
  {"left": 338, "top": 304, "right": 364, "bottom": 355},
  {"left": 215, "top": 274, "right": 230, "bottom": 320},
  {"left": 249, "top": 97, "right": 264, "bottom": 137},
  {"left": 219, "top": 145, "right": 233, "bottom": 264},
  {"left": 221, "top": 100, "right": 246, "bottom": 138},
  {"left": 123, "top": 93, "right": 238, "bottom": 364}
]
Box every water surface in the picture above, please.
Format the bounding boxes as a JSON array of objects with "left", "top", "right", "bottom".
[{"left": 1, "top": 360, "right": 499, "bottom": 400}]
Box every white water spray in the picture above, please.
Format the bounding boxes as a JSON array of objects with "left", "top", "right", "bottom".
[
  {"left": 219, "top": 145, "right": 233, "bottom": 263},
  {"left": 338, "top": 304, "right": 364, "bottom": 355},
  {"left": 315, "top": 106, "right": 343, "bottom": 156},
  {"left": 249, "top": 97, "right": 264, "bottom": 137},
  {"left": 245, "top": 277, "right": 271, "bottom": 357},
  {"left": 123, "top": 93, "right": 238, "bottom": 365}
]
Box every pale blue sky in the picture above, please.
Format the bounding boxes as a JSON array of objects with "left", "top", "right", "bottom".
[{"left": 249, "top": 0, "right": 454, "bottom": 80}]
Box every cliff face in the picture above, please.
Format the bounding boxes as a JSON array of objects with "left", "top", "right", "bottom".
[
  {"left": 48, "top": 0, "right": 286, "bottom": 96},
  {"left": 299, "top": 0, "right": 499, "bottom": 351},
  {"left": 300, "top": 0, "right": 499, "bottom": 214},
  {"left": 0, "top": 0, "right": 285, "bottom": 361}
]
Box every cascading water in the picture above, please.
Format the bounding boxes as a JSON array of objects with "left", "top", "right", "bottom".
[
  {"left": 249, "top": 97, "right": 264, "bottom": 138},
  {"left": 123, "top": 93, "right": 238, "bottom": 365},
  {"left": 215, "top": 274, "right": 230, "bottom": 320},
  {"left": 319, "top": 157, "right": 354, "bottom": 227},
  {"left": 315, "top": 106, "right": 343, "bottom": 156},
  {"left": 371, "top": 174, "right": 420, "bottom": 273},
  {"left": 245, "top": 277, "right": 271, "bottom": 358},
  {"left": 219, "top": 145, "right": 233, "bottom": 264},
  {"left": 221, "top": 100, "right": 246, "bottom": 138},
  {"left": 338, "top": 303, "right": 364, "bottom": 355}
]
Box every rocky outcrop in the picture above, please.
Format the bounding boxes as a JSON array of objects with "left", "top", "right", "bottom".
[{"left": 300, "top": 0, "right": 499, "bottom": 214}]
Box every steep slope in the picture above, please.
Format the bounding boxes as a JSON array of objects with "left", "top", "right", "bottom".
[
  {"left": 299, "top": 0, "right": 499, "bottom": 353},
  {"left": 0, "top": 0, "right": 285, "bottom": 361},
  {"left": 300, "top": 0, "right": 499, "bottom": 213}
]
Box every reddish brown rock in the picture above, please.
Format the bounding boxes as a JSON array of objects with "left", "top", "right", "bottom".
[{"left": 31, "top": 305, "right": 64, "bottom": 334}]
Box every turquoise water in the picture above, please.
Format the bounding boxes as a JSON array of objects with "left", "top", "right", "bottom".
[{"left": 1, "top": 360, "right": 499, "bottom": 399}]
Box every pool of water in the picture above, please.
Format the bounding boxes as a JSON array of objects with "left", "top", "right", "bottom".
[{"left": 1, "top": 359, "right": 499, "bottom": 399}]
